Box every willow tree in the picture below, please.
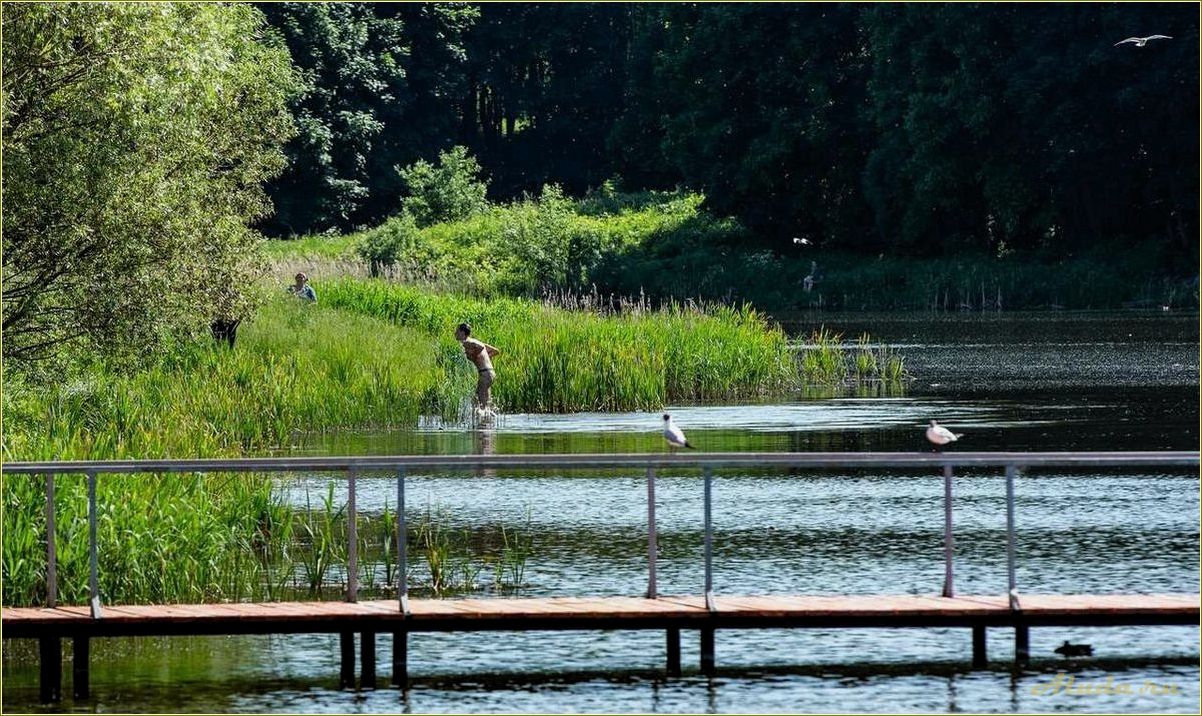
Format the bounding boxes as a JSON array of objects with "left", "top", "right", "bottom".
[{"left": 1, "top": 2, "right": 297, "bottom": 366}]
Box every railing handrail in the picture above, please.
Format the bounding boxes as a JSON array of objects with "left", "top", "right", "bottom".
[
  {"left": 17, "top": 450, "right": 1198, "bottom": 617},
  {"left": 2, "top": 450, "right": 1198, "bottom": 474}
]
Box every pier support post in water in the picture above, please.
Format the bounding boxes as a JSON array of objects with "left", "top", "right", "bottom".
[
  {"left": 396, "top": 634, "right": 415, "bottom": 687},
  {"left": 392, "top": 630, "right": 408, "bottom": 688},
  {"left": 700, "top": 629, "right": 716, "bottom": 676},
  {"left": 361, "top": 631, "right": 376, "bottom": 689},
  {"left": 666, "top": 628, "right": 681, "bottom": 676},
  {"left": 971, "top": 626, "right": 987, "bottom": 669},
  {"left": 1015, "top": 626, "right": 1030, "bottom": 665},
  {"left": 339, "top": 632, "right": 355, "bottom": 688},
  {"left": 38, "top": 637, "right": 61, "bottom": 703},
  {"left": 72, "top": 636, "right": 90, "bottom": 699}
]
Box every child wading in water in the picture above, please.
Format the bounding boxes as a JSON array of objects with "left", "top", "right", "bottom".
[{"left": 456, "top": 322, "right": 500, "bottom": 410}]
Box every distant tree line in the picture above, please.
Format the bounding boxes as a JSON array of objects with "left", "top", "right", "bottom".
[
  {"left": 261, "top": 2, "right": 1197, "bottom": 263},
  {"left": 3, "top": 2, "right": 1195, "bottom": 367}
]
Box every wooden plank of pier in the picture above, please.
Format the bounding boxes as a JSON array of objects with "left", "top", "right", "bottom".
[{"left": 3, "top": 593, "right": 1197, "bottom": 639}]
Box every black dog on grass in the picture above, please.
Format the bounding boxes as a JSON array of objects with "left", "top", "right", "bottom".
[{"left": 210, "top": 318, "right": 241, "bottom": 348}]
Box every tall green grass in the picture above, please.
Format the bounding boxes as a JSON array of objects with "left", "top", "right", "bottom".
[
  {"left": 799, "top": 329, "right": 908, "bottom": 385},
  {"left": 1, "top": 473, "right": 536, "bottom": 606},
  {"left": 1, "top": 472, "right": 291, "bottom": 606},
  {"left": 2, "top": 298, "right": 448, "bottom": 461},
  {"left": 319, "top": 277, "right": 800, "bottom": 412},
  {"left": 1, "top": 298, "right": 456, "bottom": 607}
]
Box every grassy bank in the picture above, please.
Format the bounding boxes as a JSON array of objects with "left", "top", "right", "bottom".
[
  {"left": 1, "top": 298, "right": 451, "bottom": 605},
  {"left": 2, "top": 271, "right": 899, "bottom": 606},
  {"left": 2, "top": 299, "right": 449, "bottom": 461},
  {"left": 271, "top": 188, "right": 1198, "bottom": 311},
  {"left": 319, "top": 277, "right": 800, "bottom": 412}
]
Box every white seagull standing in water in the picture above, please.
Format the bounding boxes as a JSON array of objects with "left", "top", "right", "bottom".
[
  {"left": 1114, "top": 35, "right": 1172, "bottom": 47},
  {"left": 793, "top": 237, "right": 811, "bottom": 245},
  {"left": 662, "top": 413, "right": 695, "bottom": 450},
  {"left": 925, "top": 420, "right": 963, "bottom": 449}
]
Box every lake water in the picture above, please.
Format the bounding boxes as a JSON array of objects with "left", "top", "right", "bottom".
[{"left": 3, "top": 311, "right": 1198, "bottom": 713}]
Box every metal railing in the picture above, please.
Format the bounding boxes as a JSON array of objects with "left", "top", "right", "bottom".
[{"left": 4, "top": 451, "right": 1196, "bottom": 618}]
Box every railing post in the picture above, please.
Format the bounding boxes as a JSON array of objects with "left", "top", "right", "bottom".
[
  {"left": 703, "top": 466, "right": 715, "bottom": 612},
  {"left": 87, "top": 471, "right": 101, "bottom": 619},
  {"left": 45, "top": 474, "right": 56, "bottom": 608},
  {"left": 942, "top": 464, "right": 954, "bottom": 598},
  {"left": 347, "top": 467, "right": 358, "bottom": 602},
  {"left": 646, "top": 467, "right": 658, "bottom": 599},
  {"left": 1005, "top": 465, "right": 1020, "bottom": 611},
  {"left": 394, "top": 465, "right": 410, "bottom": 687},
  {"left": 397, "top": 466, "right": 409, "bottom": 615},
  {"left": 701, "top": 466, "right": 718, "bottom": 674}
]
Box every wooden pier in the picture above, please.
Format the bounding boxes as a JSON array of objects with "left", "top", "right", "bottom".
[
  {"left": 5, "top": 592, "right": 1198, "bottom": 698},
  {"left": 4, "top": 451, "right": 1197, "bottom": 701}
]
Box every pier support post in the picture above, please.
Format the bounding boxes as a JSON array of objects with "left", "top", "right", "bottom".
[
  {"left": 361, "top": 631, "right": 376, "bottom": 689},
  {"left": 1015, "top": 626, "right": 1030, "bottom": 665},
  {"left": 72, "top": 636, "right": 90, "bottom": 699},
  {"left": 339, "top": 632, "right": 355, "bottom": 688},
  {"left": 392, "top": 630, "right": 408, "bottom": 688},
  {"left": 971, "top": 626, "right": 986, "bottom": 669},
  {"left": 700, "top": 629, "right": 716, "bottom": 676},
  {"left": 39, "top": 637, "right": 61, "bottom": 703},
  {"left": 666, "top": 628, "right": 681, "bottom": 676}
]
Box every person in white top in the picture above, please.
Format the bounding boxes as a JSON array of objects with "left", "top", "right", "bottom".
[{"left": 456, "top": 322, "right": 501, "bottom": 408}]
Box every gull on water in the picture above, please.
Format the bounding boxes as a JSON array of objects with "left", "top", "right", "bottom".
[
  {"left": 662, "top": 414, "right": 695, "bottom": 450},
  {"left": 1114, "top": 35, "right": 1171, "bottom": 47},
  {"left": 793, "top": 237, "right": 812, "bottom": 245},
  {"left": 925, "top": 420, "right": 963, "bottom": 448}
]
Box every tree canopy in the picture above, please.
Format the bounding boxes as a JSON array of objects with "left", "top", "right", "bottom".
[
  {"left": 255, "top": 2, "right": 1196, "bottom": 265},
  {"left": 2, "top": 2, "right": 296, "bottom": 365},
  {"left": 4, "top": 2, "right": 1195, "bottom": 371}
]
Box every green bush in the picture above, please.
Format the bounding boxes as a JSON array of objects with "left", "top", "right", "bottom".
[
  {"left": 270, "top": 187, "right": 1197, "bottom": 310},
  {"left": 398, "top": 145, "right": 490, "bottom": 227},
  {"left": 356, "top": 213, "right": 421, "bottom": 277}
]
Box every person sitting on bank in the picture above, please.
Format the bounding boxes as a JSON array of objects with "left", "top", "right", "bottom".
[
  {"left": 456, "top": 322, "right": 500, "bottom": 408},
  {"left": 288, "top": 272, "right": 317, "bottom": 302}
]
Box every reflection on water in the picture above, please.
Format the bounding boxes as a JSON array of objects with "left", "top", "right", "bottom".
[
  {"left": 3, "top": 312, "right": 1197, "bottom": 713},
  {"left": 310, "top": 386, "right": 1197, "bottom": 455}
]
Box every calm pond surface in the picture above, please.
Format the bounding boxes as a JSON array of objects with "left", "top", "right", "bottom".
[{"left": 3, "top": 311, "right": 1198, "bottom": 713}]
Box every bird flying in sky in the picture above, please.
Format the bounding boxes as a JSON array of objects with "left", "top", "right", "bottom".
[{"left": 1114, "top": 35, "right": 1171, "bottom": 47}]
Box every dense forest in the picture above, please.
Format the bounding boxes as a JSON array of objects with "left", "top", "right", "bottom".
[
  {"left": 260, "top": 2, "right": 1198, "bottom": 260},
  {"left": 3, "top": 2, "right": 1197, "bottom": 369}
]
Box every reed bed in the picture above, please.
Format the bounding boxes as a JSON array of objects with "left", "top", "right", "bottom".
[
  {"left": 799, "top": 328, "right": 909, "bottom": 385},
  {"left": 1, "top": 299, "right": 453, "bottom": 607},
  {"left": 2, "top": 473, "right": 535, "bottom": 606},
  {"left": 2, "top": 299, "right": 449, "bottom": 461},
  {"left": 319, "top": 277, "right": 800, "bottom": 412},
  {"left": 1, "top": 473, "right": 290, "bottom": 606}
]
